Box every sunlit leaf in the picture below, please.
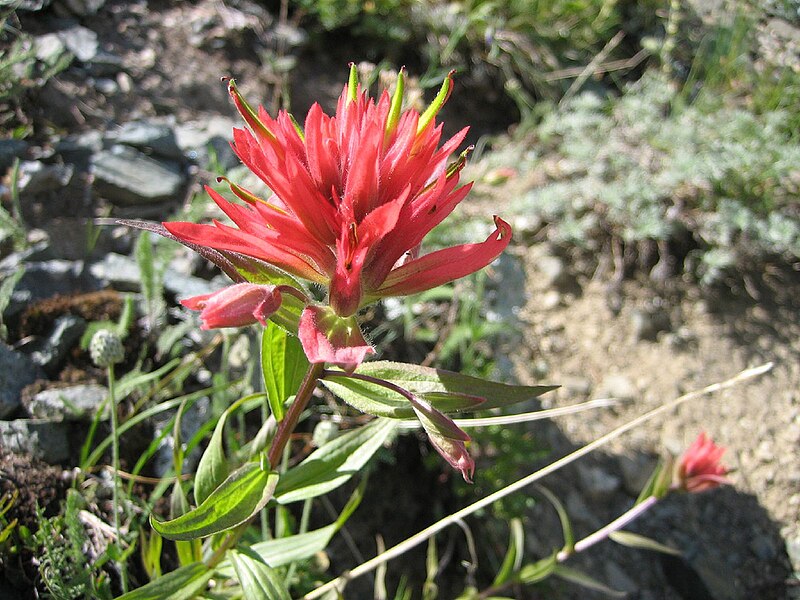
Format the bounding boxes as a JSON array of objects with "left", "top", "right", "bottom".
[
  {"left": 152, "top": 462, "right": 278, "bottom": 541},
  {"left": 229, "top": 548, "right": 291, "bottom": 600},
  {"left": 194, "top": 408, "right": 230, "bottom": 505},
  {"left": 275, "top": 418, "right": 397, "bottom": 504},
  {"left": 323, "top": 361, "right": 556, "bottom": 418},
  {"left": 492, "top": 518, "right": 524, "bottom": 586},
  {"left": 116, "top": 562, "right": 214, "bottom": 600},
  {"left": 261, "top": 321, "right": 308, "bottom": 422}
]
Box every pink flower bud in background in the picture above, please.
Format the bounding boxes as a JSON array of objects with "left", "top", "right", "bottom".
[
  {"left": 181, "top": 283, "right": 284, "bottom": 329},
  {"left": 676, "top": 432, "right": 730, "bottom": 493}
]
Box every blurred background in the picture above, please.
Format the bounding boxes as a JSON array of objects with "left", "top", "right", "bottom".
[{"left": 0, "top": 0, "right": 798, "bottom": 598}]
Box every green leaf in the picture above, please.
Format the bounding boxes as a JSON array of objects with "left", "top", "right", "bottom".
[
  {"left": 517, "top": 553, "right": 557, "bottom": 585},
  {"left": 636, "top": 459, "right": 673, "bottom": 503},
  {"left": 117, "top": 562, "right": 214, "bottom": 600},
  {"left": 151, "top": 462, "right": 279, "bottom": 541},
  {"left": 609, "top": 530, "right": 681, "bottom": 556},
  {"left": 275, "top": 418, "right": 398, "bottom": 504},
  {"left": 492, "top": 518, "right": 524, "bottom": 587},
  {"left": 552, "top": 565, "right": 626, "bottom": 597},
  {"left": 229, "top": 548, "right": 291, "bottom": 600},
  {"left": 193, "top": 407, "right": 231, "bottom": 505},
  {"left": 261, "top": 321, "right": 309, "bottom": 422},
  {"left": 322, "top": 361, "right": 557, "bottom": 418},
  {"left": 537, "top": 486, "right": 574, "bottom": 552},
  {"left": 218, "top": 479, "right": 364, "bottom": 578}
]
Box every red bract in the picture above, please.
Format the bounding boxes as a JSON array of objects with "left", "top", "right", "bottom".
[
  {"left": 677, "top": 432, "right": 730, "bottom": 493},
  {"left": 181, "top": 283, "right": 286, "bottom": 329},
  {"left": 164, "top": 65, "right": 511, "bottom": 318}
]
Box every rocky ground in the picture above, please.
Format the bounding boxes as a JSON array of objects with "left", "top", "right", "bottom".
[{"left": 1, "top": 0, "right": 798, "bottom": 598}]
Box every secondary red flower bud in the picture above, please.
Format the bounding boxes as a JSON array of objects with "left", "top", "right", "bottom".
[
  {"left": 298, "top": 305, "right": 375, "bottom": 374},
  {"left": 181, "top": 283, "right": 284, "bottom": 329},
  {"left": 676, "top": 432, "right": 730, "bottom": 493}
]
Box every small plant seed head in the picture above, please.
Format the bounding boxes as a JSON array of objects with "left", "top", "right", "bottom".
[{"left": 90, "top": 329, "right": 124, "bottom": 367}]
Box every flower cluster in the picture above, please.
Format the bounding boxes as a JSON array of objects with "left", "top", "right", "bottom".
[
  {"left": 676, "top": 432, "right": 729, "bottom": 493},
  {"left": 166, "top": 65, "right": 510, "bottom": 373},
  {"left": 162, "top": 66, "right": 511, "bottom": 480}
]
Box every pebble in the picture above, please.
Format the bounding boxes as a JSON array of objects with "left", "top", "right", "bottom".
[
  {"left": 537, "top": 254, "right": 570, "bottom": 290},
  {"left": 16, "top": 160, "right": 74, "bottom": 197},
  {"left": 55, "top": 25, "right": 99, "bottom": 63},
  {"left": 91, "top": 146, "right": 186, "bottom": 205},
  {"left": 28, "top": 315, "right": 87, "bottom": 375},
  {"left": 0, "top": 418, "right": 70, "bottom": 463},
  {"left": 26, "top": 383, "right": 108, "bottom": 421},
  {"left": 111, "top": 121, "right": 183, "bottom": 160},
  {"left": 540, "top": 290, "right": 562, "bottom": 310},
  {"left": 0, "top": 344, "right": 44, "bottom": 418},
  {"left": 597, "top": 374, "right": 637, "bottom": 401}
]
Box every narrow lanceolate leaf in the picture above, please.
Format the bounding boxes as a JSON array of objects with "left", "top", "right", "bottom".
[
  {"left": 229, "top": 548, "right": 291, "bottom": 600},
  {"left": 217, "top": 479, "right": 365, "bottom": 578},
  {"left": 492, "top": 518, "right": 524, "bottom": 587},
  {"left": 517, "top": 553, "right": 558, "bottom": 585},
  {"left": 275, "top": 418, "right": 397, "bottom": 504},
  {"left": 552, "top": 565, "right": 626, "bottom": 598},
  {"left": 117, "top": 562, "right": 214, "bottom": 600},
  {"left": 152, "top": 462, "right": 279, "bottom": 541},
  {"left": 323, "top": 361, "right": 557, "bottom": 418},
  {"left": 169, "top": 481, "right": 202, "bottom": 566},
  {"left": 261, "top": 320, "right": 309, "bottom": 421},
  {"left": 193, "top": 407, "right": 231, "bottom": 505},
  {"left": 609, "top": 531, "right": 681, "bottom": 556}
]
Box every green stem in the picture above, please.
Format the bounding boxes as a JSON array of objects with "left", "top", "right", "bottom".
[
  {"left": 108, "top": 365, "right": 128, "bottom": 593},
  {"left": 267, "top": 362, "right": 325, "bottom": 468},
  {"left": 205, "top": 361, "right": 325, "bottom": 569}
]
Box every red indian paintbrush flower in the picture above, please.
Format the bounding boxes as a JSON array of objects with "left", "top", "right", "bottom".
[
  {"left": 676, "top": 432, "right": 730, "bottom": 493},
  {"left": 165, "top": 65, "right": 510, "bottom": 316}
]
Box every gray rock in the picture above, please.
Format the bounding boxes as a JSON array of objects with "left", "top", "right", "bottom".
[
  {"left": 92, "top": 146, "right": 185, "bottom": 205},
  {"left": 175, "top": 117, "right": 238, "bottom": 168},
  {"left": 88, "top": 252, "right": 140, "bottom": 291},
  {"left": 0, "top": 419, "right": 70, "bottom": 463},
  {"left": 29, "top": 315, "right": 86, "bottom": 375},
  {"left": 111, "top": 121, "right": 183, "bottom": 160},
  {"left": 89, "top": 252, "right": 220, "bottom": 298},
  {"left": 54, "top": 130, "right": 103, "bottom": 169},
  {"left": 27, "top": 383, "right": 108, "bottom": 421},
  {"left": 93, "top": 77, "right": 118, "bottom": 95},
  {"left": 34, "top": 33, "right": 68, "bottom": 65},
  {"left": 598, "top": 374, "right": 637, "bottom": 401},
  {"left": 63, "top": 0, "right": 106, "bottom": 16},
  {"left": 578, "top": 463, "right": 621, "bottom": 502},
  {"left": 55, "top": 25, "right": 99, "bottom": 63},
  {"left": 16, "top": 160, "right": 74, "bottom": 197},
  {"left": 13, "top": 260, "right": 101, "bottom": 302},
  {"left": 0, "top": 344, "right": 43, "bottom": 418},
  {"left": 15, "top": 0, "right": 53, "bottom": 10},
  {"left": 0, "top": 139, "right": 28, "bottom": 172}
]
